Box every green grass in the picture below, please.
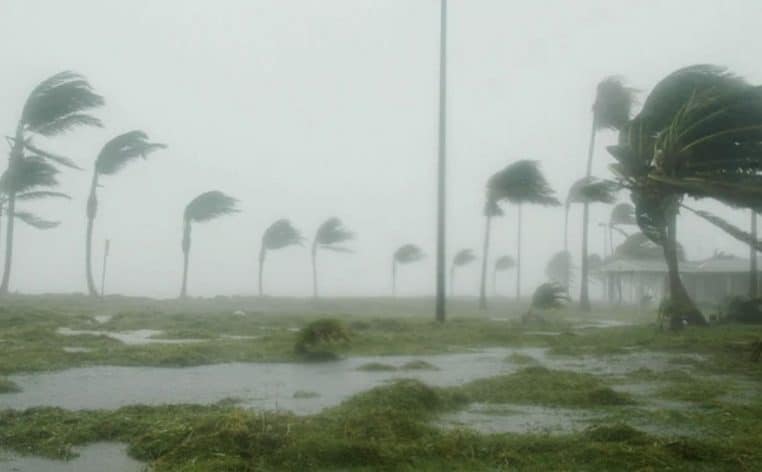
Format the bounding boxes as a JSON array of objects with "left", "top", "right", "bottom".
[{"left": 0, "top": 377, "right": 20, "bottom": 393}]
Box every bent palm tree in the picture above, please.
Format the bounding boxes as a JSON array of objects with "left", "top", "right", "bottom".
[
  {"left": 450, "top": 248, "right": 476, "bottom": 295},
  {"left": 1, "top": 71, "right": 104, "bottom": 294},
  {"left": 259, "top": 219, "right": 303, "bottom": 296},
  {"left": 85, "top": 131, "right": 165, "bottom": 296},
  {"left": 493, "top": 255, "right": 515, "bottom": 296},
  {"left": 180, "top": 191, "right": 239, "bottom": 298},
  {"left": 488, "top": 160, "right": 560, "bottom": 300},
  {"left": 478, "top": 200, "right": 503, "bottom": 309},
  {"left": 524, "top": 282, "right": 570, "bottom": 322},
  {"left": 566, "top": 177, "right": 618, "bottom": 310},
  {"left": 392, "top": 244, "right": 424, "bottom": 296},
  {"left": 312, "top": 217, "right": 354, "bottom": 298}
]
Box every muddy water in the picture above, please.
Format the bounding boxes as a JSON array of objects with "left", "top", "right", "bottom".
[
  {"left": 0, "top": 348, "right": 702, "bottom": 414},
  {"left": 0, "top": 443, "right": 143, "bottom": 472}
]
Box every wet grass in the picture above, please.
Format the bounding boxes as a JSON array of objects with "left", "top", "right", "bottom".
[
  {"left": 1, "top": 378, "right": 760, "bottom": 471},
  {"left": 0, "top": 377, "right": 20, "bottom": 394}
]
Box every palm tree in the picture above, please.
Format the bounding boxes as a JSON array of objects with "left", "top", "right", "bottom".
[
  {"left": 607, "top": 65, "right": 762, "bottom": 327},
  {"left": 546, "top": 250, "right": 573, "bottom": 291},
  {"left": 524, "top": 282, "right": 569, "bottom": 321},
  {"left": 259, "top": 219, "right": 303, "bottom": 296},
  {"left": 493, "top": 255, "right": 515, "bottom": 296},
  {"left": 180, "top": 191, "right": 239, "bottom": 298},
  {"left": 566, "top": 177, "right": 618, "bottom": 310},
  {"left": 488, "top": 160, "right": 560, "bottom": 300},
  {"left": 84, "top": 131, "right": 165, "bottom": 296},
  {"left": 1, "top": 71, "right": 104, "bottom": 294},
  {"left": 392, "top": 244, "right": 424, "bottom": 296},
  {"left": 450, "top": 248, "right": 476, "bottom": 295},
  {"left": 311, "top": 217, "right": 354, "bottom": 298},
  {"left": 478, "top": 200, "right": 503, "bottom": 309}
]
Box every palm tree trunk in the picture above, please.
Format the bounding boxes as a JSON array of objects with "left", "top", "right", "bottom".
[
  {"left": 392, "top": 259, "right": 397, "bottom": 297},
  {"left": 516, "top": 204, "right": 522, "bottom": 300},
  {"left": 258, "top": 246, "right": 266, "bottom": 297},
  {"left": 180, "top": 221, "right": 191, "bottom": 298},
  {"left": 100, "top": 240, "right": 109, "bottom": 297},
  {"left": 0, "top": 132, "right": 23, "bottom": 295},
  {"left": 478, "top": 214, "right": 492, "bottom": 310},
  {"left": 434, "top": 0, "right": 448, "bottom": 323},
  {"left": 579, "top": 119, "right": 596, "bottom": 312},
  {"left": 663, "top": 213, "right": 706, "bottom": 328},
  {"left": 750, "top": 210, "right": 758, "bottom": 298},
  {"left": 312, "top": 242, "right": 318, "bottom": 299},
  {"left": 85, "top": 172, "right": 99, "bottom": 296}
]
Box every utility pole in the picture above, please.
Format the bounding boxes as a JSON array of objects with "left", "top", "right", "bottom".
[{"left": 435, "top": 0, "right": 448, "bottom": 322}]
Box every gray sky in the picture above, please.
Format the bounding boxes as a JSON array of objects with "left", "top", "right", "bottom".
[{"left": 1, "top": 0, "right": 761, "bottom": 298}]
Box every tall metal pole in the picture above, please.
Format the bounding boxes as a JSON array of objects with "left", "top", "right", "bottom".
[
  {"left": 435, "top": 0, "right": 447, "bottom": 322},
  {"left": 100, "top": 239, "right": 110, "bottom": 298}
]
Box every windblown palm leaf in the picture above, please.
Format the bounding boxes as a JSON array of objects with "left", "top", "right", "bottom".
[
  {"left": 21, "top": 71, "right": 104, "bottom": 136},
  {"left": 484, "top": 199, "right": 504, "bottom": 217},
  {"left": 0, "top": 156, "right": 60, "bottom": 194},
  {"left": 263, "top": 219, "right": 303, "bottom": 250},
  {"left": 567, "top": 177, "right": 619, "bottom": 206},
  {"left": 95, "top": 131, "right": 166, "bottom": 175},
  {"left": 13, "top": 211, "right": 60, "bottom": 229},
  {"left": 314, "top": 217, "right": 354, "bottom": 251},
  {"left": 495, "top": 256, "right": 515, "bottom": 271},
  {"left": 394, "top": 244, "right": 424, "bottom": 264},
  {"left": 545, "top": 250, "right": 574, "bottom": 287},
  {"left": 452, "top": 249, "right": 476, "bottom": 267},
  {"left": 593, "top": 76, "right": 638, "bottom": 131},
  {"left": 20, "top": 141, "right": 82, "bottom": 170},
  {"left": 184, "top": 191, "right": 239, "bottom": 223},
  {"left": 682, "top": 205, "right": 762, "bottom": 252},
  {"left": 15, "top": 190, "right": 70, "bottom": 201},
  {"left": 610, "top": 202, "right": 636, "bottom": 227},
  {"left": 487, "top": 160, "right": 560, "bottom": 206},
  {"left": 531, "top": 282, "right": 570, "bottom": 311}
]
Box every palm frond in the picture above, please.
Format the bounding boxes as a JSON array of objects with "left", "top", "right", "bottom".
[
  {"left": 0, "top": 156, "right": 60, "bottom": 194},
  {"left": 315, "top": 217, "right": 355, "bottom": 247},
  {"left": 593, "top": 76, "right": 638, "bottom": 130},
  {"left": 487, "top": 160, "right": 560, "bottom": 206},
  {"left": 394, "top": 244, "right": 424, "bottom": 264},
  {"left": 530, "top": 282, "right": 570, "bottom": 311},
  {"left": 96, "top": 131, "right": 167, "bottom": 175},
  {"left": 682, "top": 204, "right": 762, "bottom": 251},
  {"left": 566, "top": 177, "right": 619, "bottom": 206},
  {"left": 16, "top": 190, "right": 71, "bottom": 201},
  {"left": 484, "top": 199, "right": 504, "bottom": 217},
  {"left": 22, "top": 140, "right": 82, "bottom": 170},
  {"left": 183, "top": 191, "right": 239, "bottom": 223},
  {"left": 545, "top": 250, "right": 574, "bottom": 287},
  {"left": 610, "top": 202, "right": 636, "bottom": 226},
  {"left": 495, "top": 255, "right": 515, "bottom": 271},
  {"left": 452, "top": 249, "right": 476, "bottom": 267},
  {"left": 21, "top": 71, "right": 104, "bottom": 136},
  {"left": 13, "top": 211, "right": 60, "bottom": 229},
  {"left": 263, "top": 219, "right": 303, "bottom": 250}
]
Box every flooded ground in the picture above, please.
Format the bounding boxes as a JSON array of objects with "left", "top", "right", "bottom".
[
  {"left": 438, "top": 403, "right": 603, "bottom": 434},
  {"left": 56, "top": 327, "right": 203, "bottom": 345},
  {"left": 0, "top": 443, "right": 144, "bottom": 472}
]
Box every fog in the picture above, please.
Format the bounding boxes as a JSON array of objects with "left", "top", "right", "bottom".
[{"left": 1, "top": 0, "right": 761, "bottom": 298}]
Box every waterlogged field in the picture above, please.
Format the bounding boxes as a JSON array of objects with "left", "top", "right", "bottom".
[{"left": 1, "top": 295, "right": 762, "bottom": 471}]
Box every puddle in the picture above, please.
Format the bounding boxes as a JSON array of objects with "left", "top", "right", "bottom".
[
  {"left": 62, "top": 347, "right": 93, "bottom": 354},
  {"left": 0, "top": 347, "right": 706, "bottom": 415},
  {"left": 0, "top": 443, "right": 144, "bottom": 472},
  {"left": 437, "top": 403, "right": 601, "bottom": 434},
  {"left": 56, "top": 327, "right": 203, "bottom": 346}
]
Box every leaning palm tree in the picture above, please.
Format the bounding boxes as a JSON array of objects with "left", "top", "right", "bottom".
[
  {"left": 392, "top": 244, "right": 424, "bottom": 296},
  {"left": 259, "top": 219, "right": 303, "bottom": 296},
  {"left": 311, "top": 217, "right": 354, "bottom": 298},
  {"left": 84, "top": 131, "right": 166, "bottom": 296},
  {"left": 1, "top": 71, "right": 104, "bottom": 294},
  {"left": 478, "top": 200, "right": 503, "bottom": 309},
  {"left": 180, "top": 191, "right": 239, "bottom": 298},
  {"left": 607, "top": 65, "right": 762, "bottom": 327},
  {"left": 566, "top": 177, "right": 618, "bottom": 310},
  {"left": 493, "top": 255, "right": 515, "bottom": 296},
  {"left": 488, "top": 160, "right": 560, "bottom": 300},
  {"left": 450, "top": 248, "right": 476, "bottom": 295},
  {"left": 523, "top": 282, "right": 570, "bottom": 322}
]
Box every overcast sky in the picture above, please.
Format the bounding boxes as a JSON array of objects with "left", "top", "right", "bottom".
[{"left": 1, "top": 0, "right": 761, "bottom": 299}]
